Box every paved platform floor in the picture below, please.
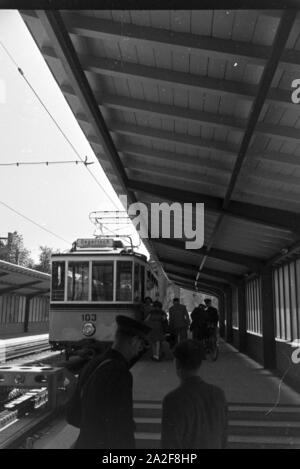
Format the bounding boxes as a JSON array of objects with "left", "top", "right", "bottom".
[
  {"left": 132, "top": 341, "right": 300, "bottom": 405},
  {"left": 31, "top": 341, "right": 300, "bottom": 449}
]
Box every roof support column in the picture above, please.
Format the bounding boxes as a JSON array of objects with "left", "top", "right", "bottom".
[
  {"left": 225, "top": 286, "right": 233, "bottom": 344},
  {"left": 218, "top": 292, "right": 226, "bottom": 339},
  {"left": 261, "top": 267, "right": 277, "bottom": 370},
  {"left": 237, "top": 283, "right": 247, "bottom": 353}
]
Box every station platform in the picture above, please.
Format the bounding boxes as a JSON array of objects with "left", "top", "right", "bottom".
[{"left": 31, "top": 342, "right": 300, "bottom": 449}]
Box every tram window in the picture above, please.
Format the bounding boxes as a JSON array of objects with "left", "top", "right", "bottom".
[
  {"left": 92, "top": 262, "right": 113, "bottom": 301},
  {"left": 134, "top": 263, "right": 141, "bottom": 302},
  {"left": 67, "top": 262, "right": 89, "bottom": 301},
  {"left": 51, "top": 262, "right": 65, "bottom": 301},
  {"left": 116, "top": 261, "right": 133, "bottom": 302}
]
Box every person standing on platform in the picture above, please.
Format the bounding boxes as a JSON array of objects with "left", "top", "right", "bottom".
[
  {"left": 168, "top": 298, "right": 190, "bottom": 346},
  {"left": 190, "top": 304, "right": 206, "bottom": 341},
  {"left": 161, "top": 340, "right": 228, "bottom": 449},
  {"left": 140, "top": 296, "right": 153, "bottom": 321},
  {"left": 145, "top": 300, "right": 167, "bottom": 361},
  {"left": 204, "top": 298, "right": 219, "bottom": 327},
  {"left": 204, "top": 298, "right": 219, "bottom": 343},
  {"left": 73, "top": 315, "right": 151, "bottom": 449}
]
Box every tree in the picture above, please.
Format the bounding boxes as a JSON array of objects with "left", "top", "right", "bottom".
[
  {"left": 0, "top": 231, "right": 33, "bottom": 267},
  {"left": 35, "top": 246, "right": 54, "bottom": 273}
]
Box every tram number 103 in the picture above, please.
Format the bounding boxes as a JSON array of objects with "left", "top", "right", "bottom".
[{"left": 81, "top": 314, "right": 96, "bottom": 322}]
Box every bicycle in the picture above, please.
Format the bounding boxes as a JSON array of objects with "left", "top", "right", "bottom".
[{"left": 200, "top": 324, "right": 219, "bottom": 362}]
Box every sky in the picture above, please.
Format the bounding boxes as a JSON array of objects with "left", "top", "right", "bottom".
[{"left": 0, "top": 10, "right": 147, "bottom": 262}]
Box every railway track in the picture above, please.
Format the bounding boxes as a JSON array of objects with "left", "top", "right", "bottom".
[{"left": 2, "top": 335, "right": 51, "bottom": 362}]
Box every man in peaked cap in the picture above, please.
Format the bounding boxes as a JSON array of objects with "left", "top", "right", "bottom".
[{"left": 74, "top": 315, "right": 151, "bottom": 449}]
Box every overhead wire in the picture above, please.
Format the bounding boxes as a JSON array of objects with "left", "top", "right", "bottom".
[
  {"left": 0, "top": 199, "right": 71, "bottom": 245},
  {"left": 0, "top": 41, "right": 120, "bottom": 211},
  {"left": 0, "top": 159, "right": 93, "bottom": 167}
]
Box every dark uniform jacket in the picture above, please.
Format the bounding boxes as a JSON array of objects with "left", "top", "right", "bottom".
[
  {"left": 169, "top": 304, "right": 190, "bottom": 330},
  {"left": 161, "top": 376, "right": 227, "bottom": 449},
  {"left": 206, "top": 306, "right": 219, "bottom": 326},
  {"left": 75, "top": 348, "right": 135, "bottom": 449}
]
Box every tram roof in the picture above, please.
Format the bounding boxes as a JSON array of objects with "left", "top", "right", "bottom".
[
  {"left": 20, "top": 9, "right": 300, "bottom": 293},
  {"left": 0, "top": 260, "right": 50, "bottom": 297}
]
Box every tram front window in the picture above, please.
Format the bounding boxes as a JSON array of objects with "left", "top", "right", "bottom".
[
  {"left": 116, "top": 261, "right": 133, "bottom": 302},
  {"left": 51, "top": 261, "right": 65, "bottom": 301},
  {"left": 67, "top": 262, "right": 89, "bottom": 301},
  {"left": 92, "top": 262, "right": 113, "bottom": 301}
]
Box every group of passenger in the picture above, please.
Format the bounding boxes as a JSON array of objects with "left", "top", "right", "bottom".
[
  {"left": 68, "top": 314, "right": 227, "bottom": 450},
  {"left": 140, "top": 296, "right": 219, "bottom": 361}
]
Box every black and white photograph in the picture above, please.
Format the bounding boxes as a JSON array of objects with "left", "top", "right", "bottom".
[{"left": 0, "top": 2, "right": 300, "bottom": 455}]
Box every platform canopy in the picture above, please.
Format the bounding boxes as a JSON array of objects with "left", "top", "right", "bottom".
[
  {"left": 20, "top": 9, "right": 300, "bottom": 293},
  {"left": 0, "top": 260, "right": 50, "bottom": 297}
]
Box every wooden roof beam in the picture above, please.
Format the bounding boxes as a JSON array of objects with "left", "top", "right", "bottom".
[
  {"left": 124, "top": 151, "right": 300, "bottom": 190},
  {"left": 43, "top": 47, "right": 294, "bottom": 110},
  {"left": 168, "top": 277, "right": 222, "bottom": 297},
  {"left": 166, "top": 270, "right": 227, "bottom": 291},
  {"left": 65, "top": 12, "right": 300, "bottom": 73},
  {"left": 197, "top": 10, "right": 297, "bottom": 282},
  {"left": 153, "top": 238, "right": 262, "bottom": 271},
  {"left": 120, "top": 144, "right": 233, "bottom": 174},
  {"left": 127, "top": 180, "right": 300, "bottom": 234},
  {"left": 160, "top": 257, "right": 241, "bottom": 284},
  {"left": 62, "top": 85, "right": 300, "bottom": 147},
  {"left": 126, "top": 163, "right": 228, "bottom": 189}
]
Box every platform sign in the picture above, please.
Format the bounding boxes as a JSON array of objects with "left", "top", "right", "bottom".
[{"left": 76, "top": 238, "right": 114, "bottom": 249}]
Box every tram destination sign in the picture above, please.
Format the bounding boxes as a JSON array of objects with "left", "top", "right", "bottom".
[{"left": 76, "top": 238, "right": 114, "bottom": 249}]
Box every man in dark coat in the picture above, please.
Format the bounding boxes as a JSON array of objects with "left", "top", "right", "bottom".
[
  {"left": 204, "top": 298, "right": 219, "bottom": 327},
  {"left": 190, "top": 304, "right": 206, "bottom": 340},
  {"left": 168, "top": 298, "right": 190, "bottom": 346},
  {"left": 161, "top": 340, "right": 227, "bottom": 449},
  {"left": 74, "top": 315, "right": 151, "bottom": 449}
]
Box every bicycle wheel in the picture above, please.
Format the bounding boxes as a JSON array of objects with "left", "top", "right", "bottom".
[{"left": 207, "top": 336, "right": 219, "bottom": 362}]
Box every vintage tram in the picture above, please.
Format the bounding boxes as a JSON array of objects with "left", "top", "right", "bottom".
[{"left": 49, "top": 237, "right": 159, "bottom": 352}]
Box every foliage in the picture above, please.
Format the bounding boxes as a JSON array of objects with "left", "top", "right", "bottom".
[
  {"left": 0, "top": 231, "right": 34, "bottom": 268},
  {"left": 0, "top": 232, "right": 58, "bottom": 272},
  {"left": 34, "top": 245, "right": 54, "bottom": 273}
]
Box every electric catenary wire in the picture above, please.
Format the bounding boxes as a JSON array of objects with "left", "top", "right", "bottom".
[
  {"left": 0, "top": 200, "right": 71, "bottom": 245},
  {"left": 0, "top": 41, "right": 119, "bottom": 210},
  {"left": 0, "top": 158, "right": 94, "bottom": 167}
]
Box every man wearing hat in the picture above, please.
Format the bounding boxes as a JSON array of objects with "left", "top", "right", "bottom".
[{"left": 74, "top": 315, "right": 151, "bottom": 449}]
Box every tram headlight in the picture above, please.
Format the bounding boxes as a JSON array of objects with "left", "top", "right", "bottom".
[{"left": 82, "top": 322, "right": 96, "bottom": 337}]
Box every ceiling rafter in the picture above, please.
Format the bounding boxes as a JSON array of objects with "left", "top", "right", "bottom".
[
  {"left": 160, "top": 257, "right": 241, "bottom": 284},
  {"left": 126, "top": 163, "right": 228, "bottom": 189},
  {"left": 124, "top": 153, "right": 300, "bottom": 191},
  {"left": 166, "top": 270, "right": 227, "bottom": 291},
  {"left": 77, "top": 117, "right": 239, "bottom": 156},
  {"left": 62, "top": 85, "right": 300, "bottom": 149},
  {"left": 64, "top": 12, "right": 300, "bottom": 73},
  {"left": 168, "top": 277, "right": 222, "bottom": 297},
  {"left": 119, "top": 144, "right": 232, "bottom": 174},
  {"left": 153, "top": 238, "right": 262, "bottom": 271},
  {"left": 43, "top": 46, "right": 294, "bottom": 110},
  {"left": 197, "top": 9, "right": 297, "bottom": 283},
  {"left": 127, "top": 180, "right": 300, "bottom": 234}
]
